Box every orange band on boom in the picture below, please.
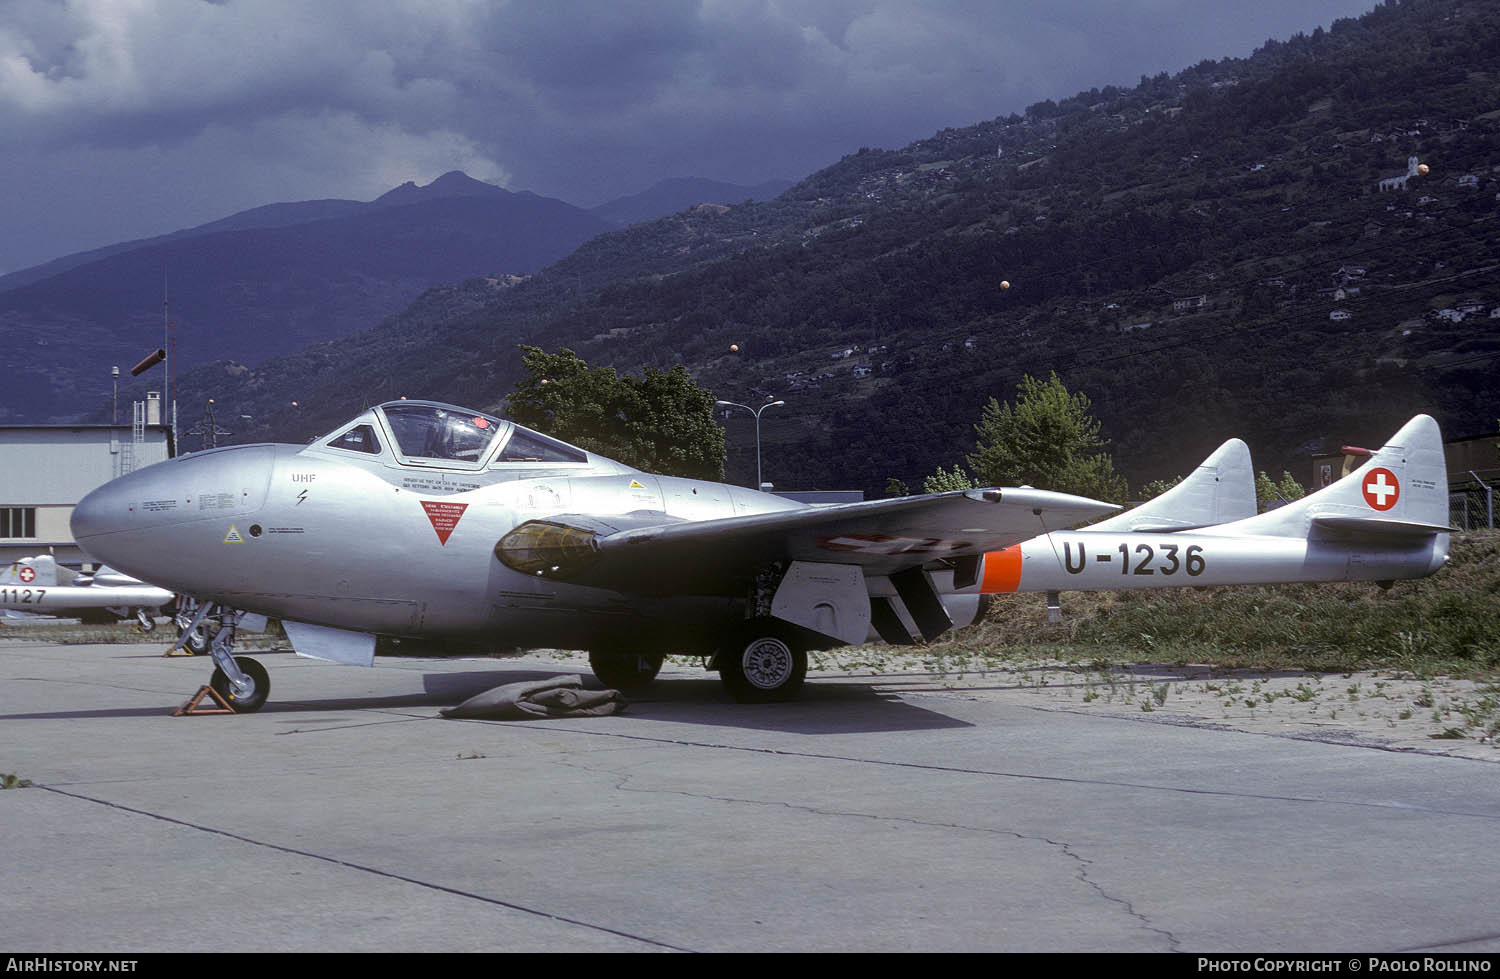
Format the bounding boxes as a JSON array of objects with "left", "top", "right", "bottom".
[{"left": 980, "top": 545, "right": 1023, "bottom": 593}]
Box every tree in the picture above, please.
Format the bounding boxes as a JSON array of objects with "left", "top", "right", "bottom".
[
  {"left": 964, "top": 372, "right": 1128, "bottom": 502},
  {"left": 1255, "top": 470, "right": 1306, "bottom": 509},
  {"left": 1138, "top": 474, "right": 1184, "bottom": 500},
  {"left": 1254, "top": 471, "right": 1279, "bottom": 507},
  {"left": 1276, "top": 471, "right": 1306, "bottom": 502},
  {"left": 505, "top": 346, "right": 725, "bottom": 479},
  {"left": 922, "top": 465, "right": 976, "bottom": 494}
]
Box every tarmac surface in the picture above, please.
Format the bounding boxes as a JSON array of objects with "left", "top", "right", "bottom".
[{"left": 3, "top": 638, "right": 1499, "bottom": 953}]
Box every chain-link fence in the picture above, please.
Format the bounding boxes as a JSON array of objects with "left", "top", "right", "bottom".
[{"left": 1450, "top": 485, "right": 1495, "bottom": 530}]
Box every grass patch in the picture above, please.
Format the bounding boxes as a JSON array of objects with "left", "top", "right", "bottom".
[{"left": 0, "top": 619, "right": 283, "bottom": 647}]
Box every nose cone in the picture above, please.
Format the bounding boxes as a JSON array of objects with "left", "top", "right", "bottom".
[
  {"left": 71, "top": 479, "right": 130, "bottom": 551},
  {"left": 70, "top": 445, "right": 278, "bottom": 584}
]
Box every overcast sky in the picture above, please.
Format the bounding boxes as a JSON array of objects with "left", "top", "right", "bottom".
[{"left": 1, "top": 0, "right": 1379, "bottom": 275}]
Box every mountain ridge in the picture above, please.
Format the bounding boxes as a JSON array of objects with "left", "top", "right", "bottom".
[
  {"left": 0, "top": 173, "right": 611, "bottom": 423},
  {"left": 589, "top": 176, "right": 795, "bottom": 227}
]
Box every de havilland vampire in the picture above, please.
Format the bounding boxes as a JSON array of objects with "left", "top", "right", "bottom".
[
  {"left": 1, "top": 555, "right": 174, "bottom": 628},
  {"left": 70, "top": 401, "right": 1449, "bottom": 712}
]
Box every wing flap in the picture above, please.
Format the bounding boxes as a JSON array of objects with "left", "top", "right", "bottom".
[{"left": 509, "top": 488, "right": 1117, "bottom": 595}]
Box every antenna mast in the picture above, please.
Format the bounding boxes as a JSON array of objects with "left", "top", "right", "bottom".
[
  {"left": 163, "top": 265, "right": 169, "bottom": 413},
  {"left": 163, "top": 265, "right": 177, "bottom": 443}
]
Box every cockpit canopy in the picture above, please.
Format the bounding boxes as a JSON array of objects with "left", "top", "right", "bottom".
[
  {"left": 313, "top": 400, "right": 598, "bottom": 471},
  {"left": 382, "top": 402, "right": 506, "bottom": 466}
]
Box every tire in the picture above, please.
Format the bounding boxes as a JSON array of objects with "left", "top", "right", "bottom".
[
  {"left": 588, "top": 650, "right": 665, "bottom": 690},
  {"left": 209, "top": 656, "right": 270, "bottom": 713},
  {"left": 182, "top": 623, "right": 211, "bottom": 655},
  {"left": 719, "top": 620, "right": 807, "bottom": 703}
]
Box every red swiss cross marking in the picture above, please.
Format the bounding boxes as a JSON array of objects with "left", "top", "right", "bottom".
[
  {"left": 18, "top": 566, "right": 35, "bottom": 583},
  {"left": 1361, "top": 467, "right": 1400, "bottom": 512}
]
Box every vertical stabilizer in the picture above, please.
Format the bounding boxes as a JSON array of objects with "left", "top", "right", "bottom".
[
  {"left": 1093, "top": 438, "right": 1256, "bottom": 532},
  {"left": 3, "top": 555, "right": 59, "bottom": 587},
  {"left": 1202, "top": 415, "right": 1449, "bottom": 539}
]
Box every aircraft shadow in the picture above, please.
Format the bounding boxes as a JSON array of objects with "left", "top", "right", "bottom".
[
  {"left": 0, "top": 665, "right": 970, "bottom": 733},
  {"left": 615, "top": 678, "right": 975, "bottom": 734},
  {"left": 269, "top": 666, "right": 974, "bottom": 734}
]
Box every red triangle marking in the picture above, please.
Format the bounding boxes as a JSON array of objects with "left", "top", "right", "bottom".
[{"left": 421, "top": 500, "right": 470, "bottom": 545}]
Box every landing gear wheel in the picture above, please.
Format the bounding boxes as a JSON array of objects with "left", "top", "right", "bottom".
[
  {"left": 182, "top": 623, "right": 211, "bottom": 655},
  {"left": 209, "top": 656, "right": 270, "bottom": 714},
  {"left": 719, "top": 620, "right": 807, "bottom": 703},
  {"left": 588, "top": 650, "right": 665, "bottom": 690}
]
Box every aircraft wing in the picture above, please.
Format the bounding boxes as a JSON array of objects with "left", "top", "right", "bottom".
[{"left": 499, "top": 487, "right": 1118, "bottom": 595}]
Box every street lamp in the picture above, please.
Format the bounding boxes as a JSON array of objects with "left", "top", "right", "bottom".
[{"left": 716, "top": 398, "right": 785, "bottom": 490}]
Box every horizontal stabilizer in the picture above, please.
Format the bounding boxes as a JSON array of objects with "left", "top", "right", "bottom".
[{"left": 1311, "top": 516, "right": 1452, "bottom": 539}]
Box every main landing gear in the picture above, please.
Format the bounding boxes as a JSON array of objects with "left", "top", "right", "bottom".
[
  {"left": 173, "top": 598, "right": 212, "bottom": 654},
  {"left": 587, "top": 649, "right": 665, "bottom": 690},
  {"left": 715, "top": 618, "right": 807, "bottom": 704},
  {"left": 583, "top": 618, "right": 810, "bottom": 703},
  {"left": 174, "top": 601, "right": 269, "bottom": 713}
]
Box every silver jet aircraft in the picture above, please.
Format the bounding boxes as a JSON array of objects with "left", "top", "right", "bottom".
[
  {"left": 70, "top": 401, "right": 1447, "bottom": 712},
  {"left": 1, "top": 555, "right": 174, "bottom": 629}
]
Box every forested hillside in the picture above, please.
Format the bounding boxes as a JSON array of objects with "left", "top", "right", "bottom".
[{"left": 156, "top": 0, "right": 1500, "bottom": 494}]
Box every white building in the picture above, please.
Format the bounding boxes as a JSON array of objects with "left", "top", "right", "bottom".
[{"left": 1378, "top": 155, "right": 1421, "bottom": 192}]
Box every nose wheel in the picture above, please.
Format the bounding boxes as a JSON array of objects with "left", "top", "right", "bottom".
[
  {"left": 209, "top": 655, "right": 270, "bottom": 713},
  {"left": 175, "top": 603, "right": 271, "bottom": 713}
]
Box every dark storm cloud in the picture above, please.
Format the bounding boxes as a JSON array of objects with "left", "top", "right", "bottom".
[{"left": 0, "top": 0, "right": 1378, "bottom": 273}]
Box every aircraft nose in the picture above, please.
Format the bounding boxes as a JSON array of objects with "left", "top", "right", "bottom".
[
  {"left": 71, "top": 445, "right": 277, "bottom": 577},
  {"left": 71, "top": 479, "right": 129, "bottom": 544}
]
